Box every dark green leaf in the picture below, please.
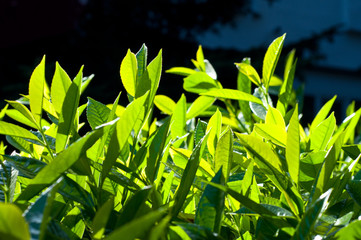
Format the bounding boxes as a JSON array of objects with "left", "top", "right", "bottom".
[
  {"left": 23, "top": 178, "right": 62, "bottom": 240},
  {"left": 86, "top": 97, "right": 111, "bottom": 130},
  {"left": 195, "top": 168, "right": 225, "bottom": 233}
]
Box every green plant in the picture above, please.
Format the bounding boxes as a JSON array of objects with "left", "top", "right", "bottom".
[{"left": 0, "top": 35, "right": 361, "bottom": 240}]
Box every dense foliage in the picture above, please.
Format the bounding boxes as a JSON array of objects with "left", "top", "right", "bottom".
[{"left": 0, "top": 35, "right": 361, "bottom": 239}]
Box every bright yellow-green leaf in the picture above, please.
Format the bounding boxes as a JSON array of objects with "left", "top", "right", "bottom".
[
  {"left": 29, "top": 55, "right": 46, "bottom": 126},
  {"left": 200, "top": 89, "right": 263, "bottom": 105},
  {"left": 263, "top": 34, "right": 286, "bottom": 91},
  {"left": 165, "top": 67, "right": 197, "bottom": 76},
  {"left": 214, "top": 127, "right": 233, "bottom": 181},
  {"left": 265, "top": 106, "right": 286, "bottom": 129},
  {"left": 171, "top": 94, "right": 187, "bottom": 139},
  {"left": 206, "top": 109, "right": 222, "bottom": 156},
  {"left": 269, "top": 75, "right": 283, "bottom": 86},
  {"left": 0, "top": 203, "right": 30, "bottom": 240},
  {"left": 235, "top": 63, "right": 261, "bottom": 86},
  {"left": 154, "top": 95, "right": 176, "bottom": 115},
  {"left": 0, "top": 120, "right": 41, "bottom": 143},
  {"left": 286, "top": 105, "right": 300, "bottom": 186},
  {"left": 310, "top": 112, "right": 336, "bottom": 151},
  {"left": 235, "top": 133, "right": 283, "bottom": 174},
  {"left": 51, "top": 62, "right": 72, "bottom": 115},
  {"left": 196, "top": 45, "right": 206, "bottom": 72},
  {"left": 254, "top": 124, "right": 287, "bottom": 147},
  {"left": 120, "top": 49, "right": 137, "bottom": 97},
  {"left": 186, "top": 96, "right": 215, "bottom": 120},
  {"left": 170, "top": 147, "right": 214, "bottom": 177},
  {"left": 106, "top": 104, "right": 125, "bottom": 117},
  {"left": 310, "top": 95, "right": 336, "bottom": 132}
]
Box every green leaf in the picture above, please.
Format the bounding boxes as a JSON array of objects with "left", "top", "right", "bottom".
[
  {"left": 266, "top": 106, "right": 286, "bottom": 128},
  {"left": 147, "top": 49, "right": 162, "bottom": 104},
  {"left": 86, "top": 97, "right": 111, "bottom": 130},
  {"left": 249, "top": 87, "right": 269, "bottom": 120},
  {"left": 5, "top": 110, "right": 38, "bottom": 130},
  {"left": 56, "top": 66, "right": 83, "bottom": 152},
  {"left": 186, "top": 96, "right": 215, "bottom": 120},
  {"left": 93, "top": 198, "right": 114, "bottom": 240},
  {"left": 342, "top": 145, "right": 361, "bottom": 160},
  {"left": 0, "top": 203, "right": 30, "bottom": 240},
  {"left": 0, "top": 121, "right": 41, "bottom": 143},
  {"left": 286, "top": 105, "right": 300, "bottom": 186},
  {"left": 195, "top": 168, "right": 225, "bottom": 233},
  {"left": 196, "top": 45, "right": 206, "bottom": 72},
  {"left": 29, "top": 55, "right": 46, "bottom": 126},
  {"left": 116, "top": 186, "right": 153, "bottom": 227},
  {"left": 171, "top": 94, "right": 187, "bottom": 140},
  {"left": 236, "top": 63, "right": 252, "bottom": 122},
  {"left": 23, "top": 178, "right": 62, "bottom": 240},
  {"left": 277, "top": 58, "right": 297, "bottom": 116},
  {"left": 299, "top": 151, "right": 326, "bottom": 182},
  {"left": 292, "top": 189, "right": 331, "bottom": 240},
  {"left": 136, "top": 44, "right": 148, "bottom": 83},
  {"left": 154, "top": 95, "right": 176, "bottom": 115},
  {"left": 310, "top": 112, "right": 336, "bottom": 151},
  {"left": 254, "top": 124, "right": 287, "bottom": 147},
  {"left": 343, "top": 108, "right": 361, "bottom": 144},
  {"left": 51, "top": 62, "right": 72, "bottom": 116},
  {"left": 235, "top": 62, "right": 261, "bottom": 86},
  {"left": 58, "top": 176, "right": 95, "bottom": 209},
  {"left": 206, "top": 109, "right": 222, "bottom": 156},
  {"left": 346, "top": 170, "right": 361, "bottom": 207},
  {"left": 177, "top": 223, "right": 224, "bottom": 240},
  {"left": 120, "top": 49, "right": 137, "bottom": 97},
  {"left": 0, "top": 104, "right": 8, "bottom": 120},
  {"left": 145, "top": 118, "right": 171, "bottom": 182},
  {"left": 237, "top": 134, "right": 283, "bottom": 173},
  {"left": 0, "top": 162, "right": 17, "bottom": 203},
  {"left": 17, "top": 128, "right": 103, "bottom": 201},
  {"left": 166, "top": 67, "right": 197, "bottom": 77},
  {"left": 135, "top": 46, "right": 151, "bottom": 99},
  {"left": 200, "top": 88, "right": 263, "bottom": 105},
  {"left": 105, "top": 208, "right": 166, "bottom": 240},
  {"left": 334, "top": 220, "right": 361, "bottom": 239},
  {"left": 312, "top": 147, "right": 336, "bottom": 202},
  {"left": 310, "top": 95, "right": 337, "bottom": 132},
  {"left": 214, "top": 127, "right": 233, "bottom": 182},
  {"left": 171, "top": 131, "right": 209, "bottom": 218},
  {"left": 101, "top": 93, "right": 148, "bottom": 185},
  {"left": 7, "top": 100, "right": 38, "bottom": 128},
  {"left": 263, "top": 34, "right": 286, "bottom": 91},
  {"left": 183, "top": 72, "right": 219, "bottom": 94},
  {"left": 3, "top": 155, "right": 46, "bottom": 179}
]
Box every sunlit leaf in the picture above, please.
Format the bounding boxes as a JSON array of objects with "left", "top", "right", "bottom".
[
  {"left": 186, "top": 96, "right": 215, "bottom": 120},
  {"left": 120, "top": 49, "right": 137, "bottom": 97},
  {"left": 183, "top": 72, "right": 219, "bottom": 94},
  {"left": 235, "top": 62, "right": 261, "bottom": 86},
  {"left": 154, "top": 95, "right": 176, "bottom": 115},
  {"left": 286, "top": 105, "right": 300, "bottom": 185},
  {"left": 310, "top": 95, "right": 336, "bottom": 132},
  {"left": 0, "top": 203, "right": 30, "bottom": 240},
  {"left": 29, "top": 55, "right": 45, "bottom": 126},
  {"left": 263, "top": 34, "right": 286, "bottom": 90},
  {"left": 200, "top": 88, "right": 263, "bottom": 105},
  {"left": 51, "top": 62, "right": 72, "bottom": 116}
]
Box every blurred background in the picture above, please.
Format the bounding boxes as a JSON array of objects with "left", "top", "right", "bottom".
[{"left": 1, "top": 0, "right": 361, "bottom": 123}]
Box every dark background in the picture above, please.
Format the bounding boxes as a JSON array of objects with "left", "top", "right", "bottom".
[{"left": 0, "top": 0, "right": 336, "bottom": 107}]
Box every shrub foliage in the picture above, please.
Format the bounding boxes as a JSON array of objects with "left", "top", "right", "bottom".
[{"left": 0, "top": 35, "right": 360, "bottom": 239}]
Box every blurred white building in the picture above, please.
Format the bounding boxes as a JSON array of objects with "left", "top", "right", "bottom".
[{"left": 197, "top": 0, "right": 361, "bottom": 118}]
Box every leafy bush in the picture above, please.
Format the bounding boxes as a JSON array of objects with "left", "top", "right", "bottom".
[{"left": 0, "top": 34, "right": 361, "bottom": 240}]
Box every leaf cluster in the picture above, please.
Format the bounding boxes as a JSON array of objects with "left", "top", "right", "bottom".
[{"left": 0, "top": 35, "right": 360, "bottom": 240}]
